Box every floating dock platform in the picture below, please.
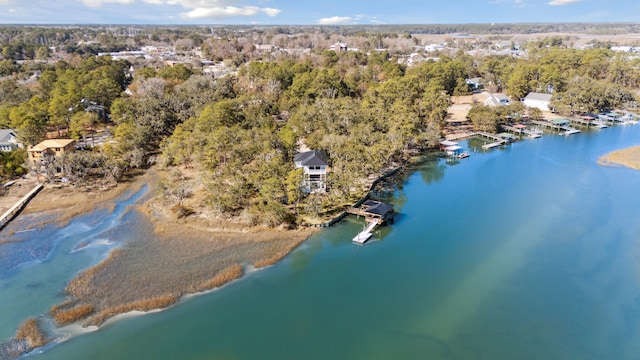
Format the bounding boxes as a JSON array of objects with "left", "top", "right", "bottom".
[{"left": 352, "top": 221, "right": 378, "bottom": 244}]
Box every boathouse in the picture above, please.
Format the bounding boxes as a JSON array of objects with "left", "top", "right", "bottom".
[{"left": 347, "top": 200, "right": 395, "bottom": 224}]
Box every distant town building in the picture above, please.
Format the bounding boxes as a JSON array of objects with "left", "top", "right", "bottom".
[
  {"left": 0, "top": 129, "right": 20, "bottom": 152},
  {"left": 255, "top": 44, "right": 277, "bottom": 53},
  {"left": 294, "top": 150, "right": 328, "bottom": 193},
  {"left": 425, "top": 43, "right": 446, "bottom": 52},
  {"left": 329, "top": 42, "right": 348, "bottom": 52},
  {"left": 522, "top": 92, "right": 553, "bottom": 111}
]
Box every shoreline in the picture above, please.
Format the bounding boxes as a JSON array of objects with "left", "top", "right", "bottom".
[{"left": 3, "top": 129, "right": 639, "bottom": 358}]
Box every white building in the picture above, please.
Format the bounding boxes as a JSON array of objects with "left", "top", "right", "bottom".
[
  {"left": 425, "top": 43, "right": 445, "bottom": 52},
  {"left": 522, "top": 92, "right": 553, "bottom": 111},
  {"left": 294, "top": 150, "right": 328, "bottom": 193},
  {"left": 0, "top": 129, "right": 20, "bottom": 152},
  {"left": 484, "top": 93, "right": 510, "bottom": 107}
]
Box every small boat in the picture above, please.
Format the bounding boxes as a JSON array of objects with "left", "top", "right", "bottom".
[
  {"left": 457, "top": 152, "right": 470, "bottom": 159},
  {"left": 563, "top": 128, "right": 581, "bottom": 135}
]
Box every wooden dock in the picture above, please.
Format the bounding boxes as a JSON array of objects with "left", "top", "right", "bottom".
[
  {"left": 347, "top": 200, "right": 394, "bottom": 245},
  {"left": 531, "top": 120, "right": 562, "bottom": 131},
  {"left": 569, "top": 117, "right": 593, "bottom": 127},
  {"left": 482, "top": 142, "right": 502, "bottom": 149},
  {"left": 476, "top": 131, "right": 506, "bottom": 143},
  {"left": 0, "top": 184, "right": 43, "bottom": 230},
  {"left": 445, "top": 132, "right": 476, "bottom": 141}
]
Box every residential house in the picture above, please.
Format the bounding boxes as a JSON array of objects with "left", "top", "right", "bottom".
[
  {"left": 522, "top": 92, "right": 553, "bottom": 111},
  {"left": 484, "top": 93, "right": 510, "bottom": 107},
  {"left": 294, "top": 150, "right": 328, "bottom": 193},
  {"left": 27, "top": 139, "right": 75, "bottom": 167},
  {"left": 0, "top": 129, "right": 20, "bottom": 152},
  {"left": 465, "top": 77, "right": 483, "bottom": 91}
]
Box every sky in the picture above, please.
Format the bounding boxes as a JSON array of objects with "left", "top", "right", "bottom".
[{"left": 0, "top": 0, "right": 639, "bottom": 25}]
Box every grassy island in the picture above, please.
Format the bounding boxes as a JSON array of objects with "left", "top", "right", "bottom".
[{"left": 598, "top": 146, "right": 640, "bottom": 170}]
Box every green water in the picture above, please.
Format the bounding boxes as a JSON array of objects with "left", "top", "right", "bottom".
[{"left": 5, "top": 125, "right": 640, "bottom": 359}]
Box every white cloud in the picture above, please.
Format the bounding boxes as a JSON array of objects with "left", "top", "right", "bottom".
[
  {"left": 318, "top": 16, "right": 352, "bottom": 25},
  {"left": 548, "top": 0, "right": 581, "bottom": 5},
  {"left": 181, "top": 5, "right": 279, "bottom": 19},
  {"left": 141, "top": 0, "right": 281, "bottom": 19},
  {"left": 262, "top": 7, "right": 280, "bottom": 16},
  {"left": 80, "top": 0, "right": 134, "bottom": 7}
]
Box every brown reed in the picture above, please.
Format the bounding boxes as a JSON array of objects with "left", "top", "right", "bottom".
[
  {"left": 15, "top": 318, "right": 48, "bottom": 348},
  {"left": 50, "top": 304, "right": 95, "bottom": 326}
]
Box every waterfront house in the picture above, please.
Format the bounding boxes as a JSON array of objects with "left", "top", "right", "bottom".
[
  {"left": 27, "top": 139, "right": 75, "bottom": 167},
  {"left": 0, "top": 129, "right": 20, "bottom": 152},
  {"left": 294, "top": 150, "right": 328, "bottom": 193},
  {"left": 522, "top": 92, "right": 553, "bottom": 111},
  {"left": 484, "top": 93, "right": 510, "bottom": 107}
]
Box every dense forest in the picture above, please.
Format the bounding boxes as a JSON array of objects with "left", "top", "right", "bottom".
[{"left": 1, "top": 25, "right": 639, "bottom": 225}]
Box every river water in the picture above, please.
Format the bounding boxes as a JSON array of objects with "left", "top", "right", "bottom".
[{"left": 2, "top": 125, "right": 640, "bottom": 359}]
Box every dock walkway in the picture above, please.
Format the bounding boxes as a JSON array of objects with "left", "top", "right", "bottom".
[
  {"left": 531, "top": 120, "right": 562, "bottom": 131},
  {"left": 0, "top": 184, "right": 43, "bottom": 230}
]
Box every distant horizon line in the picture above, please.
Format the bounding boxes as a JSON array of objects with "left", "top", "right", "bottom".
[{"left": 1, "top": 21, "right": 640, "bottom": 27}]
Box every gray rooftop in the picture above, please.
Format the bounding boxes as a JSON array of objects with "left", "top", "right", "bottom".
[
  {"left": 524, "top": 92, "right": 552, "bottom": 102},
  {"left": 294, "top": 150, "right": 328, "bottom": 167},
  {"left": 0, "top": 129, "right": 17, "bottom": 143}
]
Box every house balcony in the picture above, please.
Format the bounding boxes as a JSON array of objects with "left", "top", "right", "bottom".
[{"left": 304, "top": 168, "right": 327, "bottom": 175}]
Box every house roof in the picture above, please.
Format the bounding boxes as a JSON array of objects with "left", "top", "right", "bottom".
[
  {"left": 294, "top": 150, "right": 328, "bottom": 166},
  {"left": 523, "top": 92, "right": 552, "bottom": 102},
  {"left": 484, "top": 93, "right": 509, "bottom": 106},
  {"left": 28, "top": 139, "right": 75, "bottom": 152},
  {"left": 0, "top": 129, "right": 17, "bottom": 143},
  {"left": 362, "top": 200, "right": 394, "bottom": 216}
]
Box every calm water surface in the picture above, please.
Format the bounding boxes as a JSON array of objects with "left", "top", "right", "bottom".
[{"left": 3, "top": 125, "right": 640, "bottom": 359}]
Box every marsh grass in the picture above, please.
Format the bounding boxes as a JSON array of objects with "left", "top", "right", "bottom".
[
  {"left": 50, "top": 303, "right": 95, "bottom": 326},
  {"left": 87, "top": 294, "right": 179, "bottom": 326},
  {"left": 15, "top": 318, "right": 48, "bottom": 348},
  {"left": 198, "top": 264, "right": 244, "bottom": 290},
  {"left": 599, "top": 146, "right": 640, "bottom": 170}
]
